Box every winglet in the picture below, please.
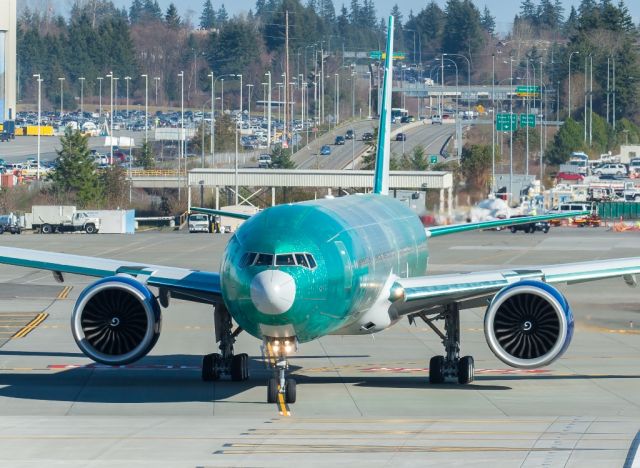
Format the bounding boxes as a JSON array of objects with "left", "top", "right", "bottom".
[{"left": 373, "top": 15, "right": 394, "bottom": 195}]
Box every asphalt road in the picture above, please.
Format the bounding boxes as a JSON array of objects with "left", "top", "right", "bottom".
[{"left": 0, "top": 228, "right": 637, "bottom": 465}]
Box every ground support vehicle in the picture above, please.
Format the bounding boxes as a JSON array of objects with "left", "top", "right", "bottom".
[
  {"left": 188, "top": 213, "right": 211, "bottom": 233},
  {"left": 30, "top": 206, "right": 100, "bottom": 234},
  {"left": 0, "top": 223, "right": 21, "bottom": 234},
  {"left": 573, "top": 214, "right": 602, "bottom": 227},
  {"left": 509, "top": 215, "right": 550, "bottom": 234}
]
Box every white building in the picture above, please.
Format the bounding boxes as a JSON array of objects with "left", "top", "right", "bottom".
[{"left": 0, "top": 0, "right": 17, "bottom": 121}]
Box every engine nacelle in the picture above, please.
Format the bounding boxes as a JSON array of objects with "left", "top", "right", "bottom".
[
  {"left": 484, "top": 280, "right": 573, "bottom": 369},
  {"left": 71, "top": 276, "right": 162, "bottom": 365}
]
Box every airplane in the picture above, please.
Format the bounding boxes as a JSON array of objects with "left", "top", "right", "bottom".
[{"left": 1, "top": 16, "right": 638, "bottom": 405}]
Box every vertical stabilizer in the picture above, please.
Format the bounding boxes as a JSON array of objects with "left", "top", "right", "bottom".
[{"left": 373, "top": 15, "right": 394, "bottom": 195}]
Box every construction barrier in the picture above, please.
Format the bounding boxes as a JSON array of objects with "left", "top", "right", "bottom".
[{"left": 24, "top": 126, "right": 55, "bottom": 136}]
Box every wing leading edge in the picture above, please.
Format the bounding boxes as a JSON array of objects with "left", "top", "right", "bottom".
[
  {"left": 391, "top": 257, "right": 640, "bottom": 314},
  {"left": 0, "top": 247, "right": 222, "bottom": 304},
  {"left": 426, "top": 211, "right": 590, "bottom": 238}
]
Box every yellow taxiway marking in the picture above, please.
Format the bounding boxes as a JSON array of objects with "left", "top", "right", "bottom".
[
  {"left": 12, "top": 313, "right": 48, "bottom": 339},
  {"left": 57, "top": 286, "right": 73, "bottom": 300},
  {"left": 277, "top": 391, "right": 290, "bottom": 417}
]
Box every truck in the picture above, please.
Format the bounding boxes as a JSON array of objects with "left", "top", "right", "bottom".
[{"left": 29, "top": 205, "right": 101, "bottom": 234}]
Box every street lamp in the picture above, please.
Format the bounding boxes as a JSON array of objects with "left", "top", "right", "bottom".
[
  {"left": 265, "top": 71, "right": 272, "bottom": 151},
  {"left": 246, "top": 84, "right": 253, "bottom": 121},
  {"left": 125, "top": 75, "right": 132, "bottom": 202},
  {"left": 33, "top": 74, "right": 42, "bottom": 181},
  {"left": 444, "top": 53, "right": 471, "bottom": 114},
  {"left": 220, "top": 78, "right": 225, "bottom": 114},
  {"left": 79, "top": 77, "right": 85, "bottom": 118},
  {"left": 106, "top": 72, "right": 114, "bottom": 164},
  {"left": 154, "top": 76, "right": 160, "bottom": 106},
  {"left": 141, "top": 74, "right": 149, "bottom": 144},
  {"left": 178, "top": 71, "right": 184, "bottom": 201},
  {"left": 97, "top": 77, "right": 103, "bottom": 120},
  {"left": 334, "top": 73, "right": 339, "bottom": 125},
  {"left": 367, "top": 71, "right": 372, "bottom": 119},
  {"left": 209, "top": 73, "right": 237, "bottom": 166},
  {"left": 504, "top": 58, "right": 516, "bottom": 204},
  {"left": 58, "top": 77, "right": 65, "bottom": 118},
  {"left": 568, "top": 51, "right": 579, "bottom": 117},
  {"left": 208, "top": 72, "right": 214, "bottom": 166}
]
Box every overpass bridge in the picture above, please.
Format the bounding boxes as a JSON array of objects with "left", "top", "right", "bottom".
[
  {"left": 129, "top": 168, "right": 454, "bottom": 215},
  {"left": 392, "top": 84, "right": 556, "bottom": 102}
]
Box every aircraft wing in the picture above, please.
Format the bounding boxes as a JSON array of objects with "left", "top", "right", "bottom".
[
  {"left": 0, "top": 247, "right": 222, "bottom": 304},
  {"left": 426, "top": 211, "right": 589, "bottom": 238},
  {"left": 191, "top": 206, "right": 253, "bottom": 220},
  {"left": 390, "top": 257, "right": 640, "bottom": 315}
]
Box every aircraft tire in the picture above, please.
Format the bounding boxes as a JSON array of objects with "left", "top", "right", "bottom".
[
  {"left": 267, "top": 378, "right": 278, "bottom": 403},
  {"left": 429, "top": 355, "right": 445, "bottom": 384},
  {"left": 285, "top": 379, "right": 296, "bottom": 403},
  {"left": 202, "top": 353, "right": 221, "bottom": 381},
  {"left": 457, "top": 356, "right": 474, "bottom": 384},
  {"left": 231, "top": 353, "right": 249, "bottom": 381}
]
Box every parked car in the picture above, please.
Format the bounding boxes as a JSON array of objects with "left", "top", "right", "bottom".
[
  {"left": 556, "top": 172, "right": 585, "bottom": 182},
  {"left": 395, "top": 133, "right": 407, "bottom": 141},
  {"left": 362, "top": 132, "right": 374, "bottom": 141},
  {"left": 508, "top": 215, "right": 550, "bottom": 234},
  {"left": 320, "top": 145, "right": 331, "bottom": 155},
  {"left": 257, "top": 154, "right": 272, "bottom": 168},
  {"left": 594, "top": 163, "right": 628, "bottom": 178},
  {"left": 345, "top": 129, "right": 355, "bottom": 140},
  {"left": 334, "top": 135, "right": 345, "bottom": 145},
  {"left": 431, "top": 115, "right": 443, "bottom": 125}
]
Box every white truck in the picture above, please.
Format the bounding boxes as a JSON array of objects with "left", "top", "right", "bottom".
[{"left": 30, "top": 205, "right": 101, "bottom": 234}]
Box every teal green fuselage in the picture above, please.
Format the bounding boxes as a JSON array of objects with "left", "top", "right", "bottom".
[{"left": 220, "top": 194, "right": 429, "bottom": 342}]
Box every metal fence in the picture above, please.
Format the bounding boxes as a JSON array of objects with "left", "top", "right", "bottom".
[{"left": 597, "top": 202, "right": 640, "bottom": 219}]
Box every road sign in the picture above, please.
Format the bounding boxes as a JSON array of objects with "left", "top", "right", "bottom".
[
  {"left": 429, "top": 155, "right": 438, "bottom": 164},
  {"left": 515, "top": 86, "right": 540, "bottom": 97},
  {"left": 369, "top": 51, "right": 406, "bottom": 60},
  {"left": 496, "top": 113, "right": 517, "bottom": 131},
  {"left": 519, "top": 113, "right": 536, "bottom": 128}
]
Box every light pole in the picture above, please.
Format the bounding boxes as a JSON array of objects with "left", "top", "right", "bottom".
[
  {"left": 33, "top": 74, "right": 42, "bottom": 181},
  {"left": 246, "top": 84, "right": 253, "bottom": 121},
  {"left": 367, "top": 71, "right": 372, "bottom": 119},
  {"left": 235, "top": 76, "right": 242, "bottom": 206},
  {"left": 79, "top": 77, "right": 85, "bottom": 118},
  {"left": 351, "top": 70, "right": 355, "bottom": 120},
  {"left": 107, "top": 72, "right": 114, "bottom": 164},
  {"left": 220, "top": 78, "right": 225, "bottom": 114},
  {"left": 58, "top": 77, "right": 65, "bottom": 118},
  {"left": 444, "top": 53, "right": 471, "bottom": 114},
  {"left": 210, "top": 73, "right": 237, "bottom": 165},
  {"left": 208, "top": 72, "right": 214, "bottom": 166},
  {"left": 178, "top": 70, "right": 184, "bottom": 201},
  {"left": 277, "top": 82, "right": 283, "bottom": 122},
  {"left": 114, "top": 77, "right": 119, "bottom": 121},
  {"left": 505, "top": 58, "right": 515, "bottom": 204},
  {"left": 335, "top": 73, "right": 339, "bottom": 125},
  {"left": 568, "top": 51, "right": 579, "bottom": 117},
  {"left": 97, "top": 76, "right": 103, "bottom": 120},
  {"left": 154, "top": 76, "right": 160, "bottom": 106},
  {"left": 265, "top": 71, "right": 272, "bottom": 152},
  {"left": 491, "top": 53, "right": 495, "bottom": 192},
  {"left": 141, "top": 74, "right": 148, "bottom": 144},
  {"left": 125, "top": 75, "right": 132, "bottom": 203},
  {"left": 405, "top": 29, "right": 417, "bottom": 65}
]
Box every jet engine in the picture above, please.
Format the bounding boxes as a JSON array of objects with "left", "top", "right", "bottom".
[
  {"left": 484, "top": 280, "right": 573, "bottom": 369},
  {"left": 71, "top": 276, "right": 162, "bottom": 365}
]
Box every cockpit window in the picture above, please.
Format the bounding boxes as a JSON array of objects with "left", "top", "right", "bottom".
[
  {"left": 254, "top": 253, "right": 274, "bottom": 266},
  {"left": 241, "top": 252, "right": 316, "bottom": 269},
  {"left": 306, "top": 254, "right": 317, "bottom": 269},
  {"left": 276, "top": 254, "right": 296, "bottom": 266},
  {"left": 295, "top": 253, "right": 308, "bottom": 268}
]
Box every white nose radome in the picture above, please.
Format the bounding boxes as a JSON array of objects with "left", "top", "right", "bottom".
[{"left": 250, "top": 269, "right": 296, "bottom": 315}]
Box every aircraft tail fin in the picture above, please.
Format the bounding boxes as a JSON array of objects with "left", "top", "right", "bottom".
[{"left": 372, "top": 15, "right": 394, "bottom": 195}]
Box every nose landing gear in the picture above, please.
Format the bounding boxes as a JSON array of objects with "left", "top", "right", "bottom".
[{"left": 265, "top": 338, "right": 297, "bottom": 404}]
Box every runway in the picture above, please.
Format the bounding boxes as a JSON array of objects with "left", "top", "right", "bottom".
[{"left": 0, "top": 228, "right": 638, "bottom": 466}]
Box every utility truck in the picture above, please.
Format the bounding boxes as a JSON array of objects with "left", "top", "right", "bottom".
[{"left": 30, "top": 206, "right": 101, "bottom": 234}]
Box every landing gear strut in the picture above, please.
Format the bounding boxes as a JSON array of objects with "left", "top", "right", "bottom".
[
  {"left": 411, "top": 303, "right": 474, "bottom": 385},
  {"left": 265, "top": 338, "right": 296, "bottom": 404},
  {"left": 201, "top": 304, "right": 249, "bottom": 382}
]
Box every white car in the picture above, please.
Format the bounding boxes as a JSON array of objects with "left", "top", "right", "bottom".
[{"left": 594, "top": 163, "right": 628, "bottom": 178}]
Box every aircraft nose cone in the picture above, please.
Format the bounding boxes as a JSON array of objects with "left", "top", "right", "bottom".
[{"left": 250, "top": 269, "right": 296, "bottom": 315}]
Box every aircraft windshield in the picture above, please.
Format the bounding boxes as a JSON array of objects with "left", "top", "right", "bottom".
[{"left": 241, "top": 252, "right": 316, "bottom": 269}]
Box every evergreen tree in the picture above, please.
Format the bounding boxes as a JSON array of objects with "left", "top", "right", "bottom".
[
  {"left": 129, "top": 0, "right": 144, "bottom": 23},
  {"left": 270, "top": 146, "right": 295, "bottom": 169},
  {"left": 165, "top": 3, "right": 181, "bottom": 29},
  {"left": 442, "top": 0, "right": 484, "bottom": 56},
  {"left": 136, "top": 142, "right": 155, "bottom": 169},
  {"left": 200, "top": 0, "right": 216, "bottom": 29},
  {"left": 520, "top": 0, "right": 537, "bottom": 21},
  {"left": 255, "top": 0, "right": 267, "bottom": 17},
  {"left": 480, "top": 6, "right": 496, "bottom": 35},
  {"left": 564, "top": 6, "right": 578, "bottom": 35},
  {"left": 217, "top": 4, "right": 229, "bottom": 23},
  {"left": 100, "top": 166, "right": 128, "bottom": 209},
  {"left": 410, "top": 145, "right": 428, "bottom": 171},
  {"left": 461, "top": 144, "right": 492, "bottom": 197},
  {"left": 49, "top": 129, "right": 102, "bottom": 208},
  {"left": 208, "top": 18, "right": 262, "bottom": 74},
  {"left": 545, "top": 118, "right": 586, "bottom": 165}
]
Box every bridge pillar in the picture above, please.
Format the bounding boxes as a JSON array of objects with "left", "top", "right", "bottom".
[
  {"left": 272, "top": 187, "right": 276, "bottom": 206},
  {"left": 187, "top": 185, "right": 192, "bottom": 211},
  {"left": 447, "top": 186, "right": 453, "bottom": 218},
  {"left": 439, "top": 189, "right": 445, "bottom": 214},
  {"left": 215, "top": 186, "right": 219, "bottom": 210}
]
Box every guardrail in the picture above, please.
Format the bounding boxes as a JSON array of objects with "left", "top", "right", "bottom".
[{"left": 130, "top": 169, "right": 180, "bottom": 177}]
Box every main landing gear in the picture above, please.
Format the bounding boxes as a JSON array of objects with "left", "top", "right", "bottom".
[
  {"left": 201, "top": 304, "right": 249, "bottom": 382},
  {"left": 265, "top": 338, "right": 297, "bottom": 404},
  {"left": 411, "top": 303, "right": 475, "bottom": 385}
]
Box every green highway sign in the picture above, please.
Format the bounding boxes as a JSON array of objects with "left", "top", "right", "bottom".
[
  {"left": 369, "top": 51, "right": 382, "bottom": 60},
  {"left": 496, "top": 113, "right": 517, "bottom": 131},
  {"left": 429, "top": 155, "right": 438, "bottom": 164},
  {"left": 515, "top": 85, "right": 540, "bottom": 96},
  {"left": 519, "top": 113, "right": 536, "bottom": 128},
  {"left": 369, "top": 51, "right": 406, "bottom": 60}
]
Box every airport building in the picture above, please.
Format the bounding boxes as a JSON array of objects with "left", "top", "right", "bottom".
[{"left": 0, "top": 0, "right": 17, "bottom": 121}]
